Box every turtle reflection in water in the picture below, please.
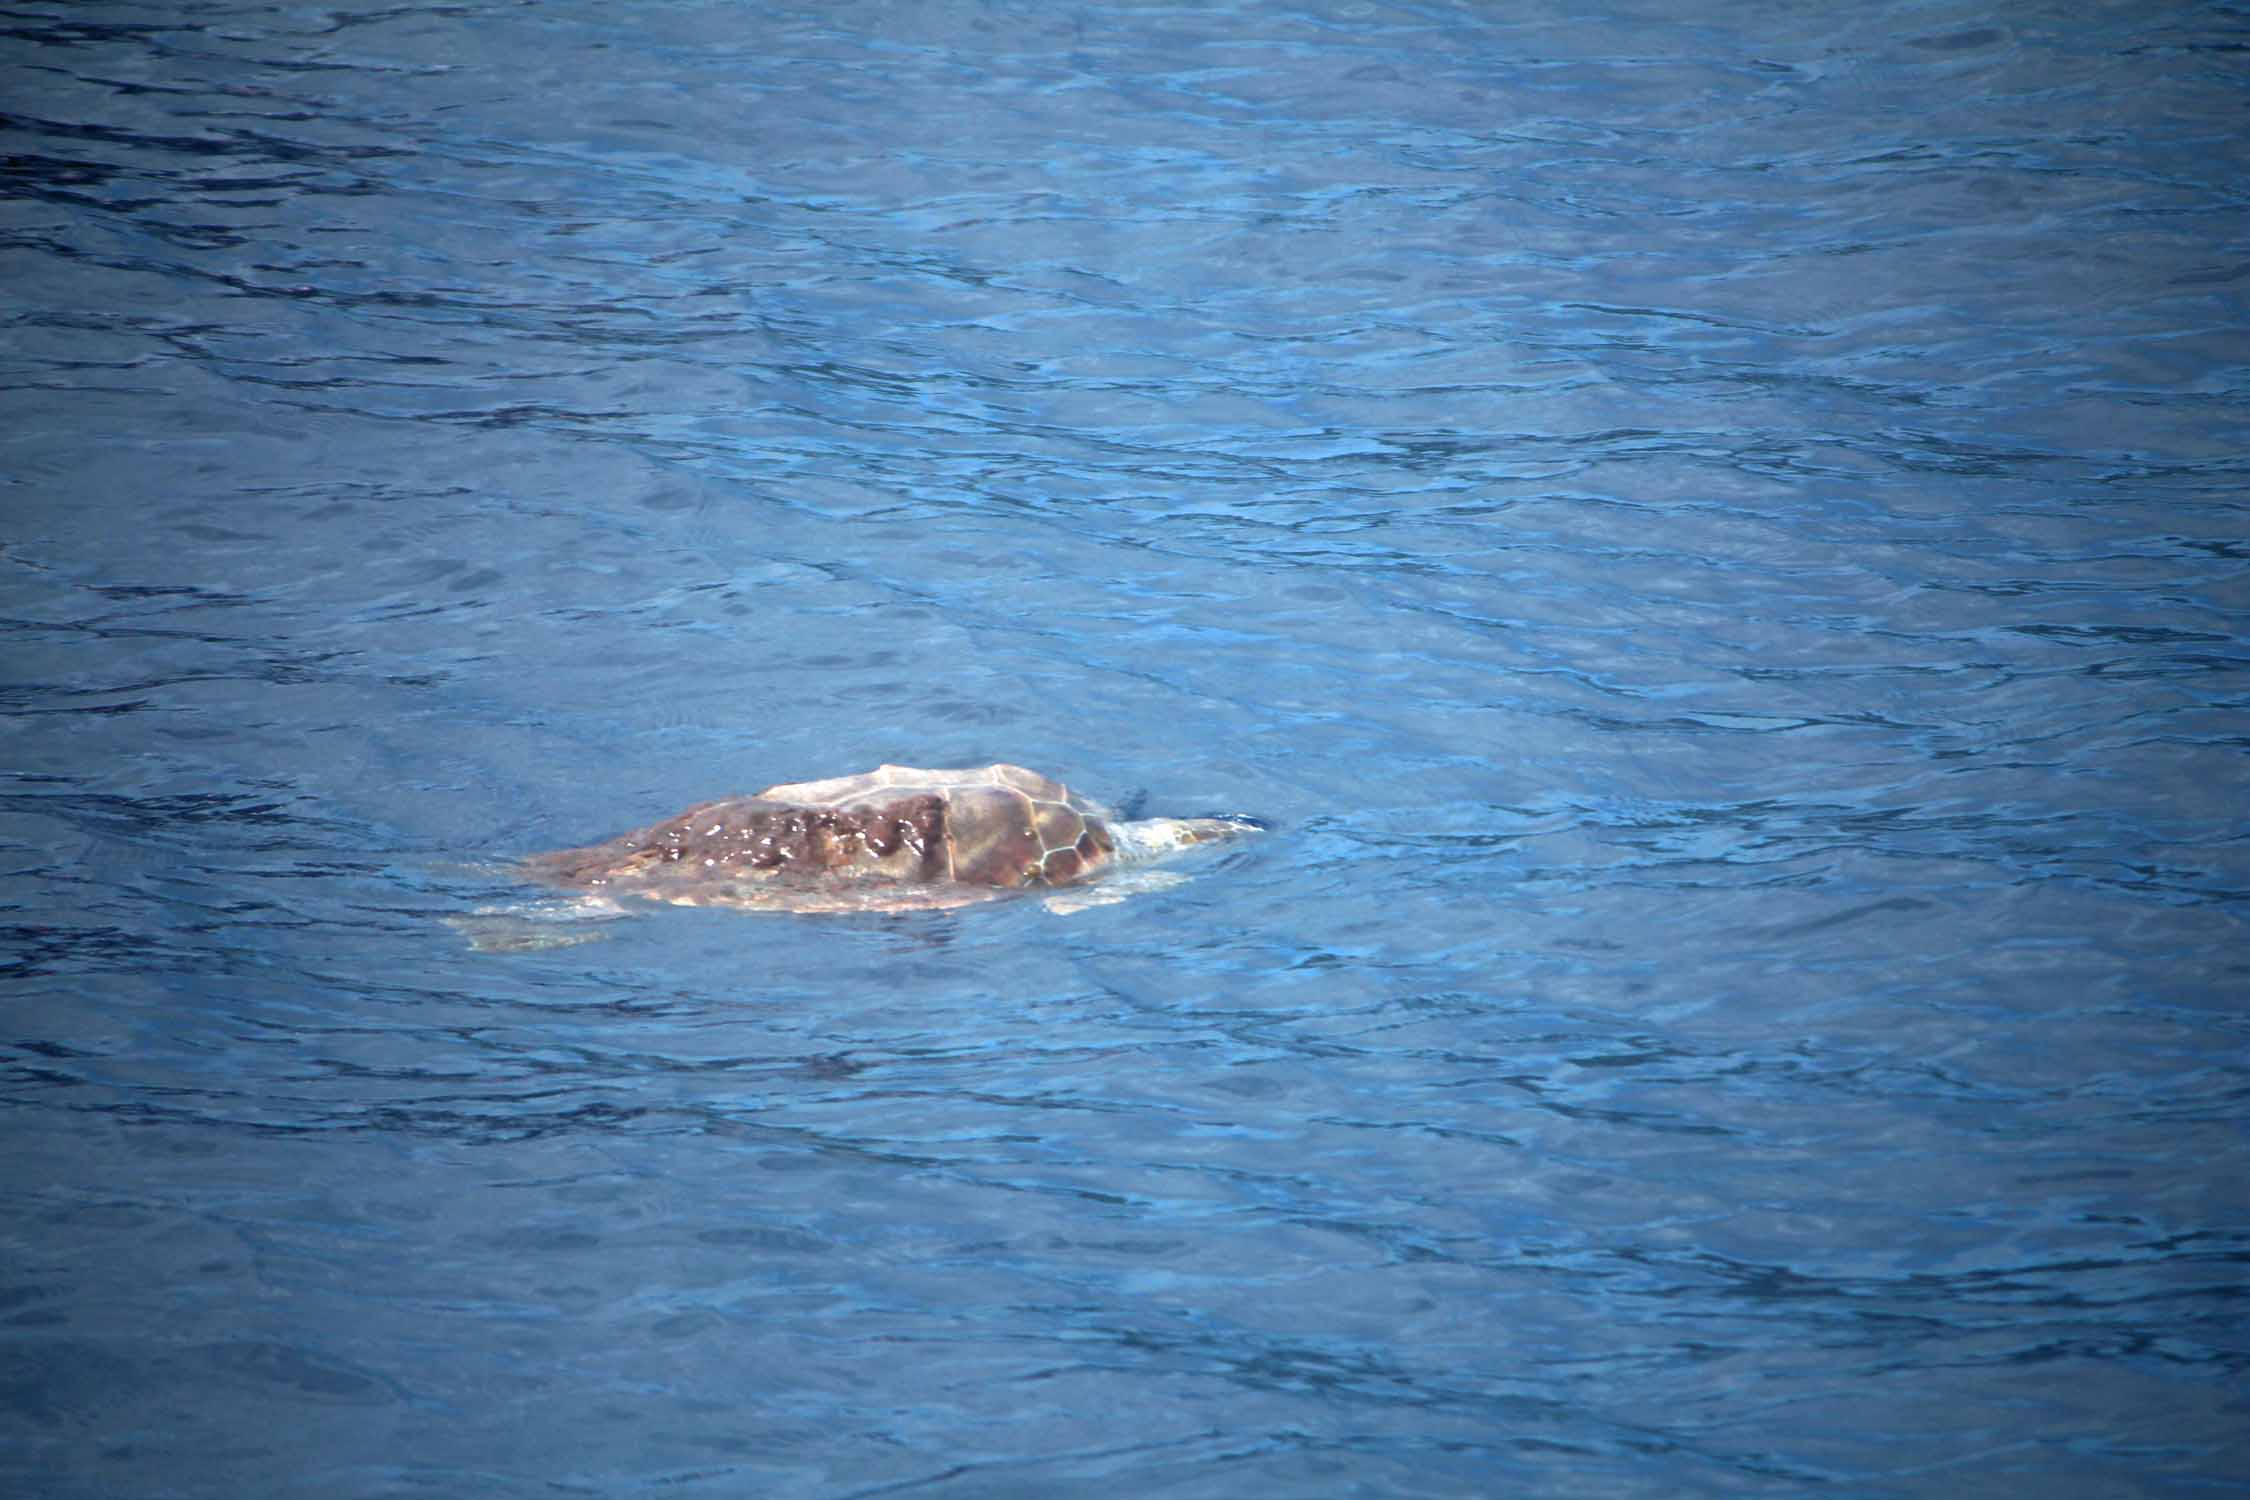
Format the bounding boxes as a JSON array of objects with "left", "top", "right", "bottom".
[{"left": 460, "top": 764, "right": 1261, "bottom": 949}]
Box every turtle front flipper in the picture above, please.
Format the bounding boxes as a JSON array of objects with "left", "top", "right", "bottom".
[
  {"left": 446, "top": 894, "right": 632, "bottom": 951},
  {"left": 1041, "top": 869, "right": 1193, "bottom": 915}
]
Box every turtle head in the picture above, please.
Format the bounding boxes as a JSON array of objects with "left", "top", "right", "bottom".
[{"left": 1107, "top": 813, "right": 1265, "bottom": 864}]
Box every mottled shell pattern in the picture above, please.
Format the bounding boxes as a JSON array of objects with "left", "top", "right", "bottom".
[{"left": 521, "top": 764, "right": 1132, "bottom": 914}]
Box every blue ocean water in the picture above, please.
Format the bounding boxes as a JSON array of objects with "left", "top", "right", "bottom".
[{"left": 3, "top": 1, "right": 2246, "bottom": 1495}]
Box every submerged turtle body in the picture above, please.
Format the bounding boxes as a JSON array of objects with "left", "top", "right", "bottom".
[{"left": 519, "top": 763, "right": 1254, "bottom": 915}]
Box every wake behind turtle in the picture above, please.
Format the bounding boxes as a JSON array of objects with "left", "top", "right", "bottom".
[{"left": 513, "top": 763, "right": 1259, "bottom": 919}]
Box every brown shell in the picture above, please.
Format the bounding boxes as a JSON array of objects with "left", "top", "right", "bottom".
[{"left": 519, "top": 763, "right": 1118, "bottom": 913}]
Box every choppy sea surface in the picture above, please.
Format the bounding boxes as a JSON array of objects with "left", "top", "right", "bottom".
[{"left": 4, "top": 3, "right": 2246, "bottom": 1495}]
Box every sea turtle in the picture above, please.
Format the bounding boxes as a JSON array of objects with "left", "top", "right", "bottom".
[{"left": 508, "top": 763, "right": 1259, "bottom": 924}]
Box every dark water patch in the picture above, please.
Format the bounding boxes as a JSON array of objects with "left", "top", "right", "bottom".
[{"left": 187, "top": 1339, "right": 397, "bottom": 1404}]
